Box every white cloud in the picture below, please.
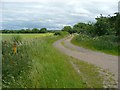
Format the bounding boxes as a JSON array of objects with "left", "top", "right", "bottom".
[
  {"left": 3, "top": 17, "right": 30, "bottom": 21},
  {"left": 1, "top": 0, "right": 119, "bottom": 30}
]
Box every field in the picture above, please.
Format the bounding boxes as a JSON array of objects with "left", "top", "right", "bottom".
[
  {"left": 2, "top": 33, "right": 53, "bottom": 41},
  {"left": 71, "top": 34, "right": 119, "bottom": 56},
  {"left": 2, "top": 33, "right": 108, "bottom": 88}
]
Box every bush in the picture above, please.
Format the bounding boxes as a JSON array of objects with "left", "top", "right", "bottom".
[
  {"left": 54, "top": 32, "right": 61, "bottom": 35},
  {"left": 72, "top": 34, "right": 119, "bottom": 55},
  {"left": 2, "top": 38, "right": 32, "bottom": 87}
]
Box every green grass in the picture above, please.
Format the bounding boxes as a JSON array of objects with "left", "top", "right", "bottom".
[
  {"left": 2, "top": 33, "right": 105, "bottom": 88},
  {"left": 71, "top": 34, "right": 119, "bottom": 56},
  {"left": 70, "top": 57, "right": 103, "bottom": 88}
]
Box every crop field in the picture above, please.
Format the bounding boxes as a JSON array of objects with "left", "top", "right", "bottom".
[
  {"left": 1, "top": 33, "right": 108, "bottom": 88},
  {"left": 2, "top": 33, "right": 53, "bottom": 41}
]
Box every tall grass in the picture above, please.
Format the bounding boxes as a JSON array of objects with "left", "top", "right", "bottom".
[
  {"left": 71, "top": 34, "right": 119, "bottom": 55},
  {"left": 2, "top": 36, "right": 32, "bottom": 88},
  {"left": 22, "top": 36, "right": 104, "bottom": 88},
  {"left": 2, "top": 33, "right": 106, "bottom": 88}
]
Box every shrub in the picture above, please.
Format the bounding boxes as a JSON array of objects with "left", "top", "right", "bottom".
[
  {"left": 2, "top": 38, "right": 32, "bottom": 87},
  {"left": 54, "top": 31, "right": 61, "bottom": 35},
  {"left": 72, "top": 34, "right": 119, "bottom": 55}
]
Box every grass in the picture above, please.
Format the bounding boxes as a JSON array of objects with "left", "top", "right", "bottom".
[
  {"left": 71, "top": 34, "right": 119, "bottom": 56},
  {"left": 70, "top": 57, "right": 103, "bottom": 88},
  {"left": 2, "top": 33, "right": 106, "bottom": 88},
  {"left": 2, "top": 33, "right": 53, "bottom": 41},
  {"left": 25, "top": 37, "right": 86, "bottom": 88}
]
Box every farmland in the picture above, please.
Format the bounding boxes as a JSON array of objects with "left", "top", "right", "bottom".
[
  {"left": 1, "top": 33, "right": 107, "bottom": 88},
  {"left": 2, "top": 33, "right": 53, "bottom": 41}
]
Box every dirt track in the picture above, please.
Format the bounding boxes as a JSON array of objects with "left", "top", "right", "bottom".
[{"left": 53, "top": 35, "right": 118, "bottom": 82}]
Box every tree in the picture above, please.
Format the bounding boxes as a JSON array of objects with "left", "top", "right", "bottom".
[
  {"left": 115, "top": 14, "right": 120, "bottom": 36},
  {"left": 94, "top": 15, "right": 109, "bottom": 36},
  {"left": 24, "top": 29, "right": 31, "bottom": 33},
  {"left": 32, "top": 28, "right": 39, "bottom": 33},
  {"left": 73, "top": 23, "right": 87, "bottom": 34},
  {"left": 39, "top": 28, "right": 47, "bottom": 33},
  {"left": 85, "top": 24, "right": 95, "bottom": 36},
  {"left": 62, "top": 26, "right": 74, "bottom": 34}
]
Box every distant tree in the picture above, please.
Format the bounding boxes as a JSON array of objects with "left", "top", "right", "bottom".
[
  {"left": 2, "top": 30, "right": 7, "bottom": 33},
  {"left": 73, "top": 23, "right": 87, "bottom": 34},
  {"left": 62, "top": 26, "right": 74, "bottom": 34},
  {"left": 32, "top": 28, "right": 39, "bottom": 33},
  {"left": 18, "top": 29, "right": 26, "bottom": 33},
  {"left": 39, "top": 28, "right": 47, "bottom": 33},
  {"left": 24, "top": 29, "right": 31, "bottom": 33},
  {"left": 54, "top": 31, "right": 61, "bottom": 35}
]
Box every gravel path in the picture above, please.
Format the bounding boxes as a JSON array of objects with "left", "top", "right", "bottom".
[{"left": 53, "top": 35, "right": 118, "bottom": 83}]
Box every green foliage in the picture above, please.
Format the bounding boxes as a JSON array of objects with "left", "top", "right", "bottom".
[
  {"left": 2, "top": 28, "right": 48, "bottom": 34},
  {"left": 2, "top": 34, "right": 104, "bottom": 88},
  {"left": 2, "top": 34, "right": 52, "bottom": 88},
  {"left": 39, "top": 28, "right": 47, "bottom": 33},
  {"left": 54, "top": 31, "right": 62, "bottom": 35},
  {"left": 62, "top": 26, "right": 74, "bottom": 34},
  {"left": 70, "top": 13, "right": 119, "bottom": 37},
  {"left": 70, "top": 13, "right": 119, "bottom": 55},
  {"left": 54, "top": 31, "right": 69, "bottom": 36},
  {"left": 71, "top": 34, "right": 119, "bottom": 55},
  {"left": 2, "top": 38, "right": 32, "bottom": 88},
  {"left": 73, "top": 23, "right": 87, "bottom": 34},
  {"left": 94, "top": 15, "right": 109, "bottom": 36},
  {"left": 115, "top": 14, "right": 120, "bottom": 36},
  {"left": 23, "top": 35, "right": 104, "bottom": 88},
  {"left": 32, "top": 28, "right": 39, "bottom": 33}
]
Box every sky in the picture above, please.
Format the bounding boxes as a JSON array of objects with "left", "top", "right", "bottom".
[{"left": 0, "top": 0, "right": 119, "bottom": 30}]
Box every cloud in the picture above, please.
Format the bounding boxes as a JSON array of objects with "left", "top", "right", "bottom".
[{"left": 1, "top": 0, "right": 119, "bottom": 30}]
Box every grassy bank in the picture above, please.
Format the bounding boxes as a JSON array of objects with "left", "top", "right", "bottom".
[
  {"left": 2, "top": 33, "right": 106, "bottom": 88},
  {"left": 71, "top": 34, "right": 119, "bottom": 56}
]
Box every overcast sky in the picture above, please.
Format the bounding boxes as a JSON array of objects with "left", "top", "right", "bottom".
[{"left": 0, "top": 0, "right": 119, "bottom": 30}]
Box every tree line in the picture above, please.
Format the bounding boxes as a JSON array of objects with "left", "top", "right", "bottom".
[
  {"left": 1, "top": 28, "right": 49, "bottom": 33},
  {"left": 62, "top": 13, "right": 120, "bottom": 37},
  {"left": 1, "top": 13, "right": 120, "bottom": 37}
]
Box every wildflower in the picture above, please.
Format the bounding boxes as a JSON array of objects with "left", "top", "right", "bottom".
[{"left": 13, "top": 42, "right": 17, "bottom": 54}]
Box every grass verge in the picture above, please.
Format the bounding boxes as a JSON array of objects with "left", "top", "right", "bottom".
[{"left": 71, "top": 34, "right": 119, "bottom": 56}]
